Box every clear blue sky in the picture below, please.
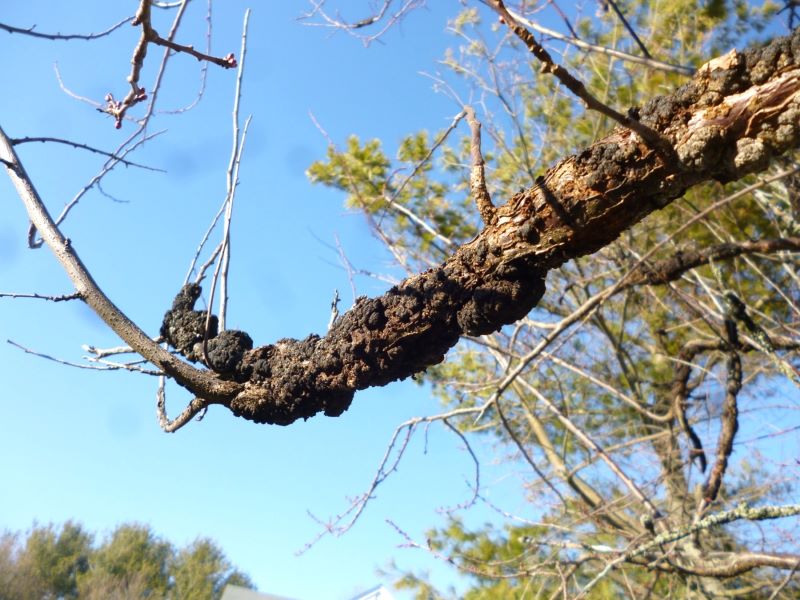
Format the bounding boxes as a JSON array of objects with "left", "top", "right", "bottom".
[{"left": 0, "top": 2, "right": 533, "bottom": 598}]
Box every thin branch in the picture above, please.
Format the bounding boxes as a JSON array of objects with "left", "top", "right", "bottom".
[
  {"left": 100, "top": 0, "right": 236, "bottom": 128},
  {"left": 0, "top": 291, "right": 81, "bottom": 302},
  {"left": 159, "top": 0, "right": 212, "bottom": 115},
  {"left": 7, "top": 340, "right": 160, "bottom": 375},
  {"left": 492, "top": 0, "right": 673, "bottom": 156},
  {"left": 27, "top": 130, "right": 167, "bottom": 248},
  {"left": 505, "top": 8, "right": 694, "bottom": 75},
  {"left": 579, "top": 503, "right": 800, "bottom": 597},
  {"left": 83, "top": 339, "right": 164, "bottom": 359},
  {"left": 156, "top": 378, "right": 209, "bottom": 432},
  {"left": 10, "top": 136, "right": 163, "bottom": 171},
  {"left": 441, "top": 418, "right": 481, "bottom": 512},
  {"left": 299, "top": 0, "right": 425, "bottom": 46},
  {"left": 601, "top": 0, "right": 652, "bottom": 59},
  {"left": 0, "top": 15, "right": 133, "bottom": 40},
  {"left": 217, "top": 10, "right": 252, "bottom": 330},
  {"left": 520, "top": 378, "right": 661, "bottom": 522},
  {"left": 623, "top": 237, "right": 800, "bottom": 289},
  {"left": 299, "top": 403, "right": 490, "bottom": 552}
]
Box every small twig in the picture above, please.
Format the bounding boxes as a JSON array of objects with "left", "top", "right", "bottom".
[
  {"left": 0, "top": 15, "right": 133, "bottom": 40},
  {"left": 27, "top": 130, "right": 167, "bottom": 248},
  {"left": 505, "top": 8, "right": 693, "bottom": 75},
  {"left": 149, "top": 33, "right": 236, "bottom": 68},
  {"left": 441, "top": 418, "right": 481, "bottom": 512},
  {"left": 82, "top": 338, "right": 163, "bottom": 359},
  {"left": 10, "top": 137, "right": 163, "bottom": 171},
  {"left": 101, "top": 0, "right": 236, "bottom": 128},
  {"left": 0, "top": 291, "right": 81, "bottom": 302},
  {"left": 299, "top": 0, "right": 425, "bottom": 47},
  {"left": 218, "top": 11, "right": 252, "bottom": 330},
  {"left": 7, "top": 339, "right": 160, "bottom": 375},
  {"left": 159, "top": 0, "right": 212, "bottom": 115},
  {"left": 53, "top": 63, "right": 103, "bottom": 109},
  {"left": 156, "top": 377, "right": 209, "bottom": 432},
  {"left": 333, "top": 235, "right": 359, "bottom": 301},
  {"left": 600, "top": 0, "right": 652, "bottom": 59},
  {"left": 298, "top": 404, "right": 488, "bottom": 553},
  {"left": 521, "top": 380, "right": 661, "bottom": 521},
  {"left": 464, "top": 106, "right": 496, "bottom": 225}
]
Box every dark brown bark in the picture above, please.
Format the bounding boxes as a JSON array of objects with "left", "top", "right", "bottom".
[{"left": 162, "top": 28, "right": 800, "bottom": 425}]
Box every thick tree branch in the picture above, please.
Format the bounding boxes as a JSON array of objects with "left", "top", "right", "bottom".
[
  {"left": 218, "top": 28, "right": 800, "bottom": 426},
  {"left": 7, "top": 28, "right": 800, "bottom": 428}
]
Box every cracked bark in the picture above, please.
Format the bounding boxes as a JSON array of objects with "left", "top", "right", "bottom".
[{"left": 156, "top": 27, "right": 800, "bottom": 425}]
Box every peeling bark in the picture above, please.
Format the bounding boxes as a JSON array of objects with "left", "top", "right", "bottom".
[{"left": 158, "top": 28, "right": 800, "bottom": 425}]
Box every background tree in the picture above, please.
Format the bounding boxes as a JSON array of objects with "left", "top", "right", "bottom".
[{"left": 0, "top": 521, "right": 252, "bottom": 600}]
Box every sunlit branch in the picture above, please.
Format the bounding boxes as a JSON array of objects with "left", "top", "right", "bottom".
[
  {"left": 0, "top": 291, "right": 81, "bottom": 302},
  {"left": 7, "top": 339, "right": 160, "bottom": 375},
  {"left": 505, "top": 8, "right": 694, "bottom": 75},
  {"left": 578, "top": 503, "right": 800, "bottom": 597},
  {"left": 491, "top": 0, "right": 673, "bottom": 156}
]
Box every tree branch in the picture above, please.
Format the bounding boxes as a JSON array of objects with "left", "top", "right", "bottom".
[
  {"left": 7, "top": 27, "right": 800, "bottom": 429},
  {"left": 0, "top": 125, "right": 239, "bottom": 404}
]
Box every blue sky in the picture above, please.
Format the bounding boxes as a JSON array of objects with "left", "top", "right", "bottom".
[{"left": 0, "top": 2, "right": 535, "bottom": 598}]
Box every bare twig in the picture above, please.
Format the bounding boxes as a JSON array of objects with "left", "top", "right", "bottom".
[
  {"left": 505, "top": 8, "right": 694, "bottom": 75},
  {"left": 491, "top": 1, "right": 673, "bottom": 156},
  {"left": 600, "top": 0, "right": 652, "bottom": 59},
  {"left": 101, "top": 0, "right": 236, "bottom": 129},
  {"left": 0, "top": 291, "right": 81, "bottom": 302},
  {"left": 10, "top": 136, "right": 163, "bottom": 171},
  {"left": 27, "top": 129, "right": 167, "bottom": 249},
  {"left": 218, "top": 10, "right": 252, "bottom": 331},
  {"left": 7, "top": 340, "right": 160, "bottom": 375},
  {"left": 299, "top": 0, "right": 425, "bottom": 46},
  {"left": 0, "top": 15, "right": 133, "bottom": 40},
  {"left": 156, "top": 378, "right": 209, "bottom": 433}
]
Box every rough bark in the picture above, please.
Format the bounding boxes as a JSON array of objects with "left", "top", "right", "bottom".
[{"left": 157, "top": 27, "right": 800, "bottom": 425}]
